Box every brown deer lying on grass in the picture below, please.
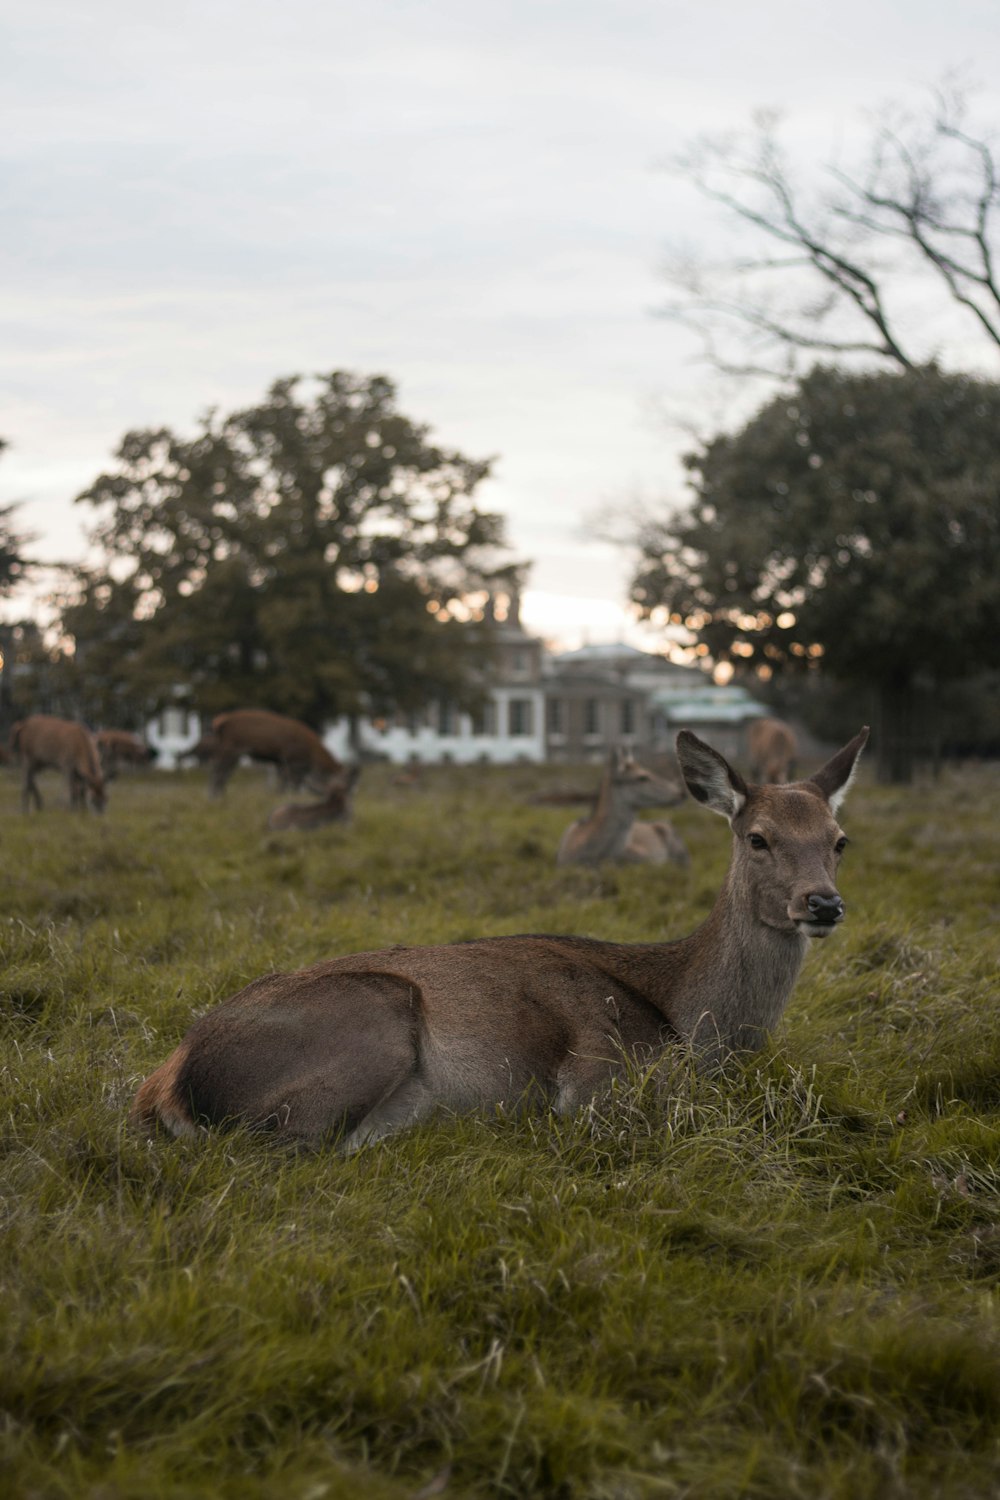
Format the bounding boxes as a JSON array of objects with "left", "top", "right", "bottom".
[
  {"left": 132, "top": 727, "right": 868, "bottom": 1150},
  {"left": 193, "top": 709, "right": 344, "bottom": 798},
  {"left": 12, "top": 714, "right": 107, "bottom": 813},
  {"left": 267, "top": 765, "right": 361, "bottom": 831},
  {"left": 557, "top": 746, "right": 689, "bottom": 866},
  {"left": 96, "top": 729, "right": 157, "bottom": 779},
  {"left": 748, "top": 717, "right": 798, "bottom": 785}
]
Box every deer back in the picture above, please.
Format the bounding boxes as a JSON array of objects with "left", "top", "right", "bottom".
[
  {"left": 267, "top": 766, "right": 360, "bottom": 831},
  {"left": 213, "top": 709, "right": 342, "bottom": 776}
]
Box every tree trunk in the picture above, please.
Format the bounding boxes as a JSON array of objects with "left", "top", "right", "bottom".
[{"left": 871, "top": 681, "right": 919, "bottom": 784}]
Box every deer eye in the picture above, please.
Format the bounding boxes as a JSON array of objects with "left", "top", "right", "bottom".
[
  {"left": 748, "top": 833, "right": 769, "bottom": 851},
  {"left": 834, "top": 835, "right": 848, "bottom": 854}
]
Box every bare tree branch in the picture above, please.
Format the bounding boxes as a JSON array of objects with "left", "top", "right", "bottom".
[
  {"left": 825, "top": 108, "right": 1000, "bottom": 348},
  {"left": 660, "top": 82, "right": 1000, "bottom": 381}
]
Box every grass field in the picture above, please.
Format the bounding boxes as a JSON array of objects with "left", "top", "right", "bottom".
[{"left": 2, "top": 754, "right": 999, "bottom": 1499}]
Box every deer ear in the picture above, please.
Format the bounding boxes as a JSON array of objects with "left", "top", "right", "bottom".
[
  {"left": 810, "top": 727, "right": 869, "bottom": 812},
  {"left": 675, "top": 730, "right": 747, "bottom": 821}
]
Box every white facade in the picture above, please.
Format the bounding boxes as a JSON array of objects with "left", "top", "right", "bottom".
[
  {"left": 143, "top": 631, "right": 763, "bottom": 770},
  {"left": 320, "top": 684, "right": 547, "bottom": 765},
  {"left": 145, "top": 685, "right": 547, "bottom": 769},
  {"left": 146, "top": 705, "right": 203, "bottom": 770}
]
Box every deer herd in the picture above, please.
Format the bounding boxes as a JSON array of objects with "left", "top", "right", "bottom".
[{"left": 4, "top": 702, "right": 870, "bottom": 1151}]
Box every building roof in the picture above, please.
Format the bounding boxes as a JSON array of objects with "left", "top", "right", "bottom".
[
  {"left": 541, "top": 670, "right": 641, "bottom": 697},
  {"left": 551, "top": 643, "right": 701, "bottom": 682},
  {"left": 649, "top": 684, "right": 768, "bottom": 725},
  {"left": 555, "top": 642, "right": 650, "bottom": 662}
]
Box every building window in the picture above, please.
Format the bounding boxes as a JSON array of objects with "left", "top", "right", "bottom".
[
  {"left": 584, "top": 698, "right": 601, "bottom": 736},
  {"left": 471, "top": 701, "right": 497, "bottom": 736},
  {"left": 546, "top": 697, "right": 564, "bottom": 734},
  {"left": 437, "top": 701, "right": 458, "bottom": 736},
  {"left": 621, "top": 700, "right": 635, "bottom": 735},
  {"left": 508, "top": 698, "right": 534, "bottom": 737}
]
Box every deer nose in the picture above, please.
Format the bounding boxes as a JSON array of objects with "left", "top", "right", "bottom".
[{"left": 807, "top": 893, "right": 844, "bottom": 925}]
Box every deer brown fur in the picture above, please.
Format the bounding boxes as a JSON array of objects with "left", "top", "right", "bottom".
[
  {"left": 96, "top": 729, "right": 156, "bottom": 779},
  {"left": 195, "top": 709, "right": 344, "bottom": 798},
  {"left": 748, "top": 717, "right": 798, "bottom": 785},
  {"left": 267, "top": 765, "right": 361, "bottom": 831},
  {"left": 557, "top": 746, "right": 689, "bottom": 866},
  {"left": 12, "top": 714, "right": 107, "bottom": 813},
  {"left": 132, "top": 728, "right": 868, "bottom": 1150}
]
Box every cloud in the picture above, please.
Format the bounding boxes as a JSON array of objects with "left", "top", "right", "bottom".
[{"left": 0, "top": 0, "right": 991, "bottom": 639}]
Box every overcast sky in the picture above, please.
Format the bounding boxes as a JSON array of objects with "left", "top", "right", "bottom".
[{"left": 2, "top": 0, "right": 994, "bottom": 646}]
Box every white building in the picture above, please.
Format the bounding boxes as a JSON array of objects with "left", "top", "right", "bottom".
[{"left": 146, "top": 601, "right": 766, "bottom": 768}]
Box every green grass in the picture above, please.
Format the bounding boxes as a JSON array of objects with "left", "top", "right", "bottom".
[{"left": 1, "top": 758, "right": 999, "bottom": 1499}]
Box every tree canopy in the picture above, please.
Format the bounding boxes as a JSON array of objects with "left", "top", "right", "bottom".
[
  {"left": 630, "top": 364, "right": 1000, "bottom": 779},
  {"left": 61, "top": 373, "right": 516, "bottom": 727},
  {"left": 0, "top": 438, "right": 32, "bottom": 598}
]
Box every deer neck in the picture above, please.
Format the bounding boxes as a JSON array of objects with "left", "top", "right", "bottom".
[
  {"left": 605, "top": 864, "right": 808, "bottom": 1059},
  {"left": 670, "top": 866, "right": 809, "bottom": 1055},
  {"left": 578, "top": 778, "right": 636, "bottom": 861}
]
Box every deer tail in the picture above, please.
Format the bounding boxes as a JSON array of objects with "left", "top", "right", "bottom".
[{"left": 130, "top": 1048, "right": 198, "bottom": 1137}]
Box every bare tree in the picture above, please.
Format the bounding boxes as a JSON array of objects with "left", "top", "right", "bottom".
[{"left": 661, "top": 82, "right": 1000, "bottom": 380}]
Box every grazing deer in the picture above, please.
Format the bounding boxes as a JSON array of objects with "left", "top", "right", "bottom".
[
  {"left": 748, "top": 717, "right": 798, "bottom": 785},
  {"left": 131, "top": 727, "right": 868, "bottom": 1149},
  {"left": 12, "top": 714, "right": 107, "bottom": 813},
  {"left": 557, "top": 746, "right": 689, "bottom": 867},
  {"left": 96, "top": 729, "right": 157, "bottom": 779},
  {"left": 267, "top": 766, "right": 361, "bottom": 831},
  {"left": 195, "top": 709, "right": 344, "bottom": 798}
]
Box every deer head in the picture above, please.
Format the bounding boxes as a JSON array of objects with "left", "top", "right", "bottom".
[
  {"left": 676, "top": 728, "right": 869, "bottom": 938},
  {"left": 607, "top": 745, "right": 685, "bottom": 810}
]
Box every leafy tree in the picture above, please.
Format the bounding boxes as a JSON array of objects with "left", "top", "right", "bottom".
[
  {"left": 0, "top": 438, "right": 31, "bottom": 598},
  {"left": 661, "top": 84, "right": 1000, "bottom": 380},
  {"left": 630, "top": 365, "right": 1000, "bottom": 781},
  {"left": 0, "top": 439, "right": 37, "bottom": 727},
  {"left": 62, "top": 373, "right": 516, "bottom": 728}
]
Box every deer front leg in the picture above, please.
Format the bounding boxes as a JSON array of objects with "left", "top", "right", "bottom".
[
  {"left": 208, "top": 755, "right": 237, "bottom": 798},
  {"left": 552, "top": 1030, "right": 628, "bottom": 1115},
  {"left": 22, "top": 766, "right": 42, "bottom": 813}
]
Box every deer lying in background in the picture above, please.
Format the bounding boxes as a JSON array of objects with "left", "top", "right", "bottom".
[
  {"left": 391, "top": 766, "right": 423, "bottom": 789},
  {"left": 748, "top": 717, "right": 798, "bottom": 785},
  {"left": 96, "top": 729, "right": 157, "bottom": 779},
  {"left": 11, "top": 714, "right": 107, "bottom": 813},
  {"left": 267, "top": 766, "right": 361, "bottom": 831},
  {"left": 192, "top": 709, "right": 344, "bottom": 798},
  {"left": 556, "top": 746, "right": 690, "bottom": 867},
  {"left": 131, "top": 727, "right": 868, "bottom": 1149}
]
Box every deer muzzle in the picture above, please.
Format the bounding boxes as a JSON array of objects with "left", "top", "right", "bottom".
[{"left": 796, "top": 891, "right": 845, "bottom": 935}]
